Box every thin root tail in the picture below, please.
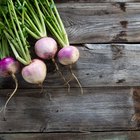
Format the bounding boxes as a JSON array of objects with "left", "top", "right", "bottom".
[
  {"left": 52, "top": 59, "right": 71, "bottom": 93},
  {"left": 2, "top": 73, "right": 18, "bottom": 120},
  {"left": 69, "top": 65, "right": 83, "bottom": 95}
]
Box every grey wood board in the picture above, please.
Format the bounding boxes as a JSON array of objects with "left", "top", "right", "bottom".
[
  {"left": 1, "top": 44, "right": 140, "bottom": 88},
  {"left": 0, "top": 132, "right": 140, "bottom": 140},
  {"left": 56, "top": 0, "right": 139, "bottom": 3},
  {"left": 0, "top": 87, "right": 138, "bottom": 132},
  {"left": 55, "top": 2, "right": 140, "bottom": 43}
]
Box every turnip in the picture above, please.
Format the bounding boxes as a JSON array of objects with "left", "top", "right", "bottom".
[
  {"left": 1, "top": 0, "right": 47, "bottom": 119},
  {"left": 0, "top": 34, "right": 19, "bottom": 120},
  {"left": 40, "top": 0, "right": 83, "bottom": 94},
  {"left": 22, "top": 59, "right": 46, "bottom": 85},
  {"left": 35, "top": 37, "right": 57, "bottom": 60},
  {"left": 4, "top": 0, "right": 47, "bottom": 84},
  {"left": 58, "top": 46, "right": 80, "bottom": 65},
  {"left": 17, "top": 0, "right": 70, "bottom": 91},
  {"left": 0, "top": 57, "right": 19, "bottom": 77}
]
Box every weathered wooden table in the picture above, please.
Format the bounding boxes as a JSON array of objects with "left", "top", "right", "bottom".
[{"left": 1, "top": 0, "right": 140, "bottom": 139}]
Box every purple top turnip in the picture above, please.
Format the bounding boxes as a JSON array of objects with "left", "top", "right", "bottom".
[
  {"left": 58, "top": 46, "right": 80, "bottom": 65},
  {"left": 0, "top": 57, "right": 19, "bottom": 77},
  {"left": 0, "top": 0, "right": 47, "bottom": 119},
  {"left": 39, "top": 0, "right": 83, "bottom": 94},
  {"left": 35, "top": 37, "right": 58, "bottom": 60}
]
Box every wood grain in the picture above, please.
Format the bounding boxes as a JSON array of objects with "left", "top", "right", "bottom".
[
  {"left": 0, "top": 87, "right": 137, "bottom": 132},
  {"left": 1, "top": 0, "right": 140, "bottom": 137},
  {"left": 1, "top": 132, "right": 140, "bottom": 140},
  {"left": 1, "top": 44, "right": 140, "bottom": 89},
  {"left": 56, "top": 0, "right": 139, "bottom": 3},
  {"left": 54, "top": 2, "right": 140, "bottom": 43}
]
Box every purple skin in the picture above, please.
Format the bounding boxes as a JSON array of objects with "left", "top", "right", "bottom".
[
  {"left": 35, "top": 37, "right": 58, "bottom": 60},
  {"left": 58, "top": 46, "right": 80, "bottom": 65},
  {"left": 0, "top": 57, "right": 19, "bottom": 77}
]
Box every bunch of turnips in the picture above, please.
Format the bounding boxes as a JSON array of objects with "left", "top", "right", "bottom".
[{"left": 0, "top": 0, "right": 82, "bottom": 119}]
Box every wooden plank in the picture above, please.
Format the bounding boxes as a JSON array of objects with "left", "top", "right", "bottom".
[
  {"left": 56, "top": 0, "right": 140, "bottom": 3},
  {"left": 1, "top": 44, "right": 140, "bottom": 88},
  {"left": 0, "top": 87, "right": 137, "bottom": 132},
  {"left": 54, "top": 3, "right": 140, "bottom": 43},
  {"left": 1, "top": 132, "right": 140, "bottom": 140}
]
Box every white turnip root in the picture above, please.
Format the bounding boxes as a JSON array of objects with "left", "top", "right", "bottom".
[
  {"left": 22, "top": 59, "right": 47, "bottom": 85},
  {"left": 35, "top": 37, "right": 58, "bottom": 60}
]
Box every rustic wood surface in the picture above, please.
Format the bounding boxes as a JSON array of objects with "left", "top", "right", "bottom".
[
  {"left": 56, "top": 0, "right": 140, "bottom": 3},
  {"left": 1, "top": 44, "right": 140, "bottom": 89},
  {"left": 55, "top": 2, "right": 140, "bottom": 43},
  {"left": 1, "top": 0, "right": 140, "bottom": 139},
  {"left": 0, "top": 87, "right": 138, "bottom": 132},
  {"left": 1, "top": 131, "right": 140, "bottom": 140}
]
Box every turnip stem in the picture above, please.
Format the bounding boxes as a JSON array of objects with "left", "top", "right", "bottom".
[
  {"left": 34, "top": 0, "right": 47, "bottom": 37},
  {"left": 49, "top": 0, "right": 69, "bottom": 46},
  {"left": 39, "top": 2, "right": 63, "bottom": 39},
  {"left": 8, "top": 40, "right": 29, "bottom": 65},
  {"left": 4, "top": 30, "right": 28, "bottom": 63},
  {"left": 45, "top": 19, "right": 66, "bottom": 47},
  {"left": 7, "top": 2, "right": 30, "bottom": 64},
  {"left": 1, "top": 36, "right": 9, "bottom": 59},
  {"left": 8, "top": 3, "right": 27, "bottom": 61},
  {"left": 24, "top": 13, "right": 41, "bottom": 38},
  {"left": 2, "top": 0, "right": 32, "bottom": 65},
  {"left": 2, "top": 12, "right": 15, "bottom": 38},
  {"left": 9, "top": 0, "right": 31, "bottom": 62},
  {"left": 25, "top": 27, "right": 40, "bottom": 40},
  {"left": 25, "top": 0, "right": 44, "bottom": 35},
  {"left": 21, "top": 0, "right": 47, "bottom": 38},
  {"left": 0, "top": 35, "right": 9, "bottom": 59},
  {"left": 43, "top": 1, "right": 62, "bottom": 34}
]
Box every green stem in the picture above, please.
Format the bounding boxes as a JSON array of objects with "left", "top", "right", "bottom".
[
  {"left": 2, "top": 12, "right": 15, "bottom": 38},
  {"left": 24, "top": 13, "right": 42, "bottom": 37},
  {"left": 40, "top": 2, "right": 63, "bottom": 40},
  {"left": 0, "top": 41, "right": 4, "bottom": 59},
  {"left": 44, "top": 0, "right": 62, "bottom": 33},
  {"left": 45, "top": 19, "right": 66, "bottom": 48},
  {"left": 2, "top": 36, "right": 9, "bottom": 57},
  {"left": 10, "top": 1, "right": 26, "bottom": 47},
  {"left": 50, "top": 0, "right": 69, "bottom": 46},
  {"left": 8, "top": 2, "right": 27, "bottom": 62},
  {"left": 8, "top": 41, "right": 29, "bottom": 65},
  {"left": 10, "top": 0, "right": 31, "bottom": 62},
  {"left": 25, "top": 0, "right": 45, "bottom": 37},
  {"left": 25, "top": 27, "right": 40, "bottom": 39},
  {"left": 3, "top": 30, "right": 26, "bottom": 59},
  {"left": 34, "top": 0, "right": 46, "bottom": 37},
  {"left": 4, "top": 31, "right": 28, "bottom": 65},
  {"left": 16, "top": 0, "right": 40, "bottom": 36}
]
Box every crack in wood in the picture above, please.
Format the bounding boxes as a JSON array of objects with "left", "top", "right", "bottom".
[
  {"left": 111, "top": 44, "right": 124, "bottom": 60},
  {"left": 112, "top": 31, "right": 128, "bottom": 43},
  {"left": 120, "top": 21, "right": 128, "bottom": 29},
  {"left": 131, "top": 88, "right": 140, "bottom": 128},
  {"left": 116, "top": 79, "right": 126, "bottom": 84},
  {"left": 118, "top": 2, "right": 126, "bottom": 12}
]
